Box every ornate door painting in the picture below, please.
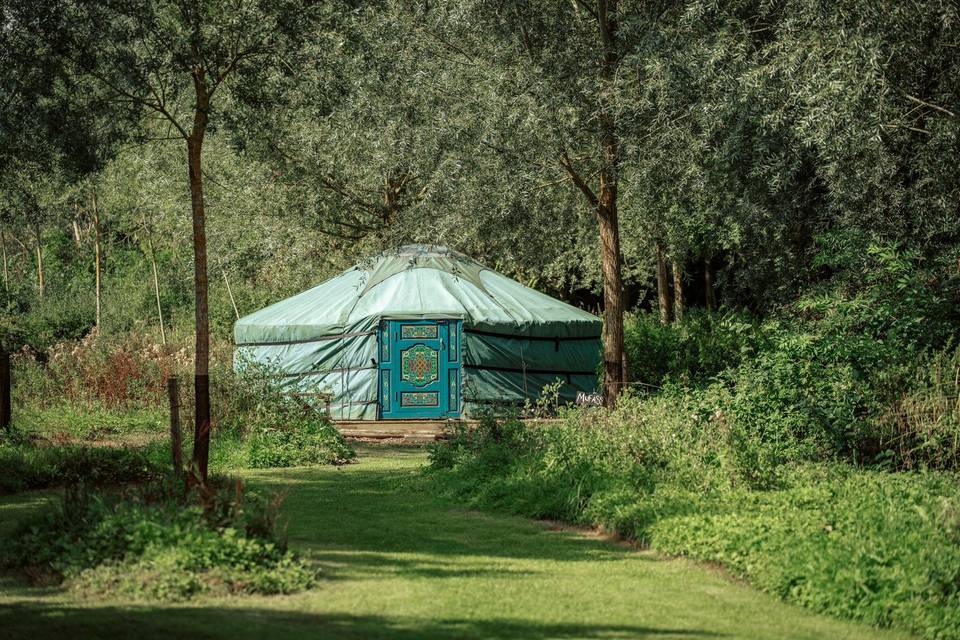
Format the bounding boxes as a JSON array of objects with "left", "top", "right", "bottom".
[{"left": 378, "top": 319, "right": 461, "bottom": 419}]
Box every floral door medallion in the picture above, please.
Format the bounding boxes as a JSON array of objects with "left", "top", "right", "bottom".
[{"left": 401, "top": 344, "right": 439, "bottom": 387}]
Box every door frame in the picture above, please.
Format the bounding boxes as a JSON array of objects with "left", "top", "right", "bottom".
[{"left": 377, "top": 318, "right": 462, "bottom": 420}]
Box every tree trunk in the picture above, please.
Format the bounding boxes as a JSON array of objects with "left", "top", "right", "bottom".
[
  {"left": 0, "top": 349, "right": 9, "bottom": 432},
  {"left": 222, "top": 266, "right": 240, "bottom": 320},
  {"left": 92, "top": 189, "right": 102, "bottom": 328},
  {"left": 655, "top": 240, "right": 672, "bottom": 324},
  {"left": 188, "top": 71, "right": 212, "bottom": 483},
  {"left": 1, "top": 229, "right": 8, "bottom": 290},
  {"left": 34, "top": 225, "right": 44, "bottom": 300},
  {"left": 143, "top": 218, "right": 166, "bottom": 347},
  {"left": 597, "top": 0, "right": 625, "bottom": 405},
  {"left": 168, "top": 376, "right": 182, "bottom": 474},
  {"left": 704, "top": 257, "right": 715, "bottom": 311},
  {"left": 72, "top": 205, "right": 82, "bottom": 248},
  {"left": 598, "top": 207, "right": 625, "bottom": 403},
  {"left": 672, "top": 258, "right": 684, "bottom": 322}
]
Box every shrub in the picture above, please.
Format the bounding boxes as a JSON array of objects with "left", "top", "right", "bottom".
[
  {"left": 871, "top": 346, "right": 960, "bottom": 470},
  {"left": 245, "top": 417, "right": 354, "bottom": 468},
  {"left": 651, "top": 468, "right": 960, "bottom": 639},
  {"left": 1, "top": 475, "right": 316, "bottom": 601},
  {"left": 212, "top": 359, "right": 354, "bottom": 468},
  {"left": 623, "top": 309, "right": 767, "bottom": 390}
]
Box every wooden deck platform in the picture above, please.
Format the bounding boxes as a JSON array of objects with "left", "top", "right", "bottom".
[
  {"left": 334, "top": 418, "right": 562, "bottom": 441},
  {"left": 334, "top": 419, "right": 471, "bottom": 441}
]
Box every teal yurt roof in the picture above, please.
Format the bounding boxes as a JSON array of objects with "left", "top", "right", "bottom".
[{"left": 234, "top": 245, "right": 601, "bottom": 344}]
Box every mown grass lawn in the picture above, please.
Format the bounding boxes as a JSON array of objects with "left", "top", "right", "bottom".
[{"left": 0, "top": 445, "right": 913, "bottom": 640}]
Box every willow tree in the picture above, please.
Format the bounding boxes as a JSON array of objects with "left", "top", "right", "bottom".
[
  {"left": 0, "top": 0, "right": 123, "bottom": 344},
  {"left": 232, "top": 3, "right": 476, "bottom": 259},
  {"left": 614, "top": 0, "right": 960, "bottom": 310},
  {"left": 415, "top": 0, "right": 648, "bottom": 404},
  {"left": 58, "top": 0, "right": 317, "bottom": 482},
  {"left": 228, "top": 2, "right": 595, "bottom": 304}
]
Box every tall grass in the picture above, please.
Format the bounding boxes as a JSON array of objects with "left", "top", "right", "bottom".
[{"left": 10, "top": 329, "right": 354, "bottom": 471}]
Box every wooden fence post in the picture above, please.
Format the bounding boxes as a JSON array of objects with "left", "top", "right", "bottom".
[
  {"left": 1, "top": 349, "right": 10, "bottom": 432},
  {"left": 167, "top": 376, "right": 182, "bottom": 473}
]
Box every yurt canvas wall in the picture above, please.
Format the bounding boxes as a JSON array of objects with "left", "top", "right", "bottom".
[{"left": 234, "top": 246, "right": 601, "bottom": 420}]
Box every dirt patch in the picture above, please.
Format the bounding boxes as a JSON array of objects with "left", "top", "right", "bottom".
[
  {"left": 536, "top": 518, "right": 751, "bottom": 585},
  {"left": 538, "top": 518, "right": 643, "bottom": 550}
]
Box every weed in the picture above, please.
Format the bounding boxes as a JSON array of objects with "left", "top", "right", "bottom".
[{"left": 1, "top": 475, "right": 316, "bottom": 601}]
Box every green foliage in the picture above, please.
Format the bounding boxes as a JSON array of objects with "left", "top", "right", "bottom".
[
  {"left": 4, "top": 0, "right": 960, "bottom": 340},
  {"left": 12, "top": 332, "right": 356, "bottom": 471},
  {"left": 623, "top": 309, "right": 767, "bottom": 389},
  {"left": 621, "top": 239, "right": 960, "bottom": 476},
  {"left": 1, "top": 475, "right": 316, "bottom": 601},
  {"left": 245, "top": 419, "right": 354, "bottom": 468},
  {"left": 651, "top": 468, "right": 960, "bottom": 639},
  {"left": 15, "top": 405, "right": 166, "bottom": 440},
  {"left": 428, "top": 249, "right": 960, "bottom": 637},
  {"left": 215, "top": 361, "right": 356, "bottom": 468},
  {"left": 429, "top": 411, "right": 960, "bottom": 639},
  {"left": 14, "top": 329, "right": 185, "bottom": 410},
  {"left": 879, "top": 348, "right": 960, "bottom": 471},
  {"left": 0, "top": 432, "right": 163, "bottom": 495},
  {"left": 6, "top": 291, "right": 95, "bottom": 354}
]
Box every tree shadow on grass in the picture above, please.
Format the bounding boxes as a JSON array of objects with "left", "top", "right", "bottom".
[
  {"left": 309, "top": 550, "right": 538, "bottom": 581},
  {"left": 0, "top": 601, "right": 726, "bottom": 640},
  {"left": 0, "top": 452, "right": 731, "bottom": 640},
  {"left": 255, "top": 465, "right": 645, "bottom": 565}
]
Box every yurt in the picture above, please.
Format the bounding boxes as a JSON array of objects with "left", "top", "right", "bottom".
[{"left": 234, "top": 245, "right": 601, "bottom": 420}]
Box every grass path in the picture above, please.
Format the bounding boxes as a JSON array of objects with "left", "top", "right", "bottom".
[{"left": 0, "top": 445, "right": 912, "bottom": 639}]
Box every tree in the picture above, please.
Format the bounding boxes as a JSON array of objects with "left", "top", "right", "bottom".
[
  {"left": 0, "top": 162, "right": 65, "bottom": 301},
  {"left": 558, "top": 0, "right": 627, "bottom": 403},
  {"left": 0, "top": 0, "right": 129, "bottom": 352},
  {"left": 232, "top": 3, "right": 605, "bottom": 308},
  {"left": 97, "top": 139, "right": 185, "bottom": 345},
  {"left": 415, "top": 0, "right": 646, "bottom": 404},
  {"left": 617, "top": 0, "right": 960, "bottom": 310},
  {"left": 59, "top": 0, "right": 319, "bottom": 482}
]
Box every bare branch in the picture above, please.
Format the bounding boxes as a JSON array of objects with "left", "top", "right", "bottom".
[
  {"left": 558, "top": 147, "right": 599, "bottom": 208},
  {"left": 318, "top": 174, "right": 379, "bottom": 216},
  {"left": 904, "top": 93, "right": 956, "bottom": 118},
  {"left": 884, "top": 122, "right": 932, "bottom": 135},
  {"left": 209, "top": 45, "right": 269, "bottom": 97},
  {"left": 85, "top": 68, "right": 190, "bottom": 139}
]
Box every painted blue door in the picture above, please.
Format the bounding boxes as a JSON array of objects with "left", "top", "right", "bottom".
[{"left": 378, "top": 319, "right": 461, "bottom": 419}]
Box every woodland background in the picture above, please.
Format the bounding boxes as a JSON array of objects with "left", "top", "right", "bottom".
[
  {"left": 3, "top": 0, "right": 957, "bottom": 353},
  {"left": 1, "top": 2, "right": 959, "bottom": 637}
]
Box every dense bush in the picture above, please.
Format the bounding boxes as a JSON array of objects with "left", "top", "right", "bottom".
[
  {"left": 1, "top": 475, "right": 316, "bottom": 601},
  {"left": 217, "top": 361, "right": 355, "bottom": 468},
  {"left": 623, "top": 309, "right": 768, "bottom": 390},
  {"left": 245, "top": 418, "right": 355, "bottom": 468},
  {"left": 651, "top": 468, "right": 960, "bottom": 638},
  {"left": 620, "top": 240, "right": 960, "bottom": 473}
]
